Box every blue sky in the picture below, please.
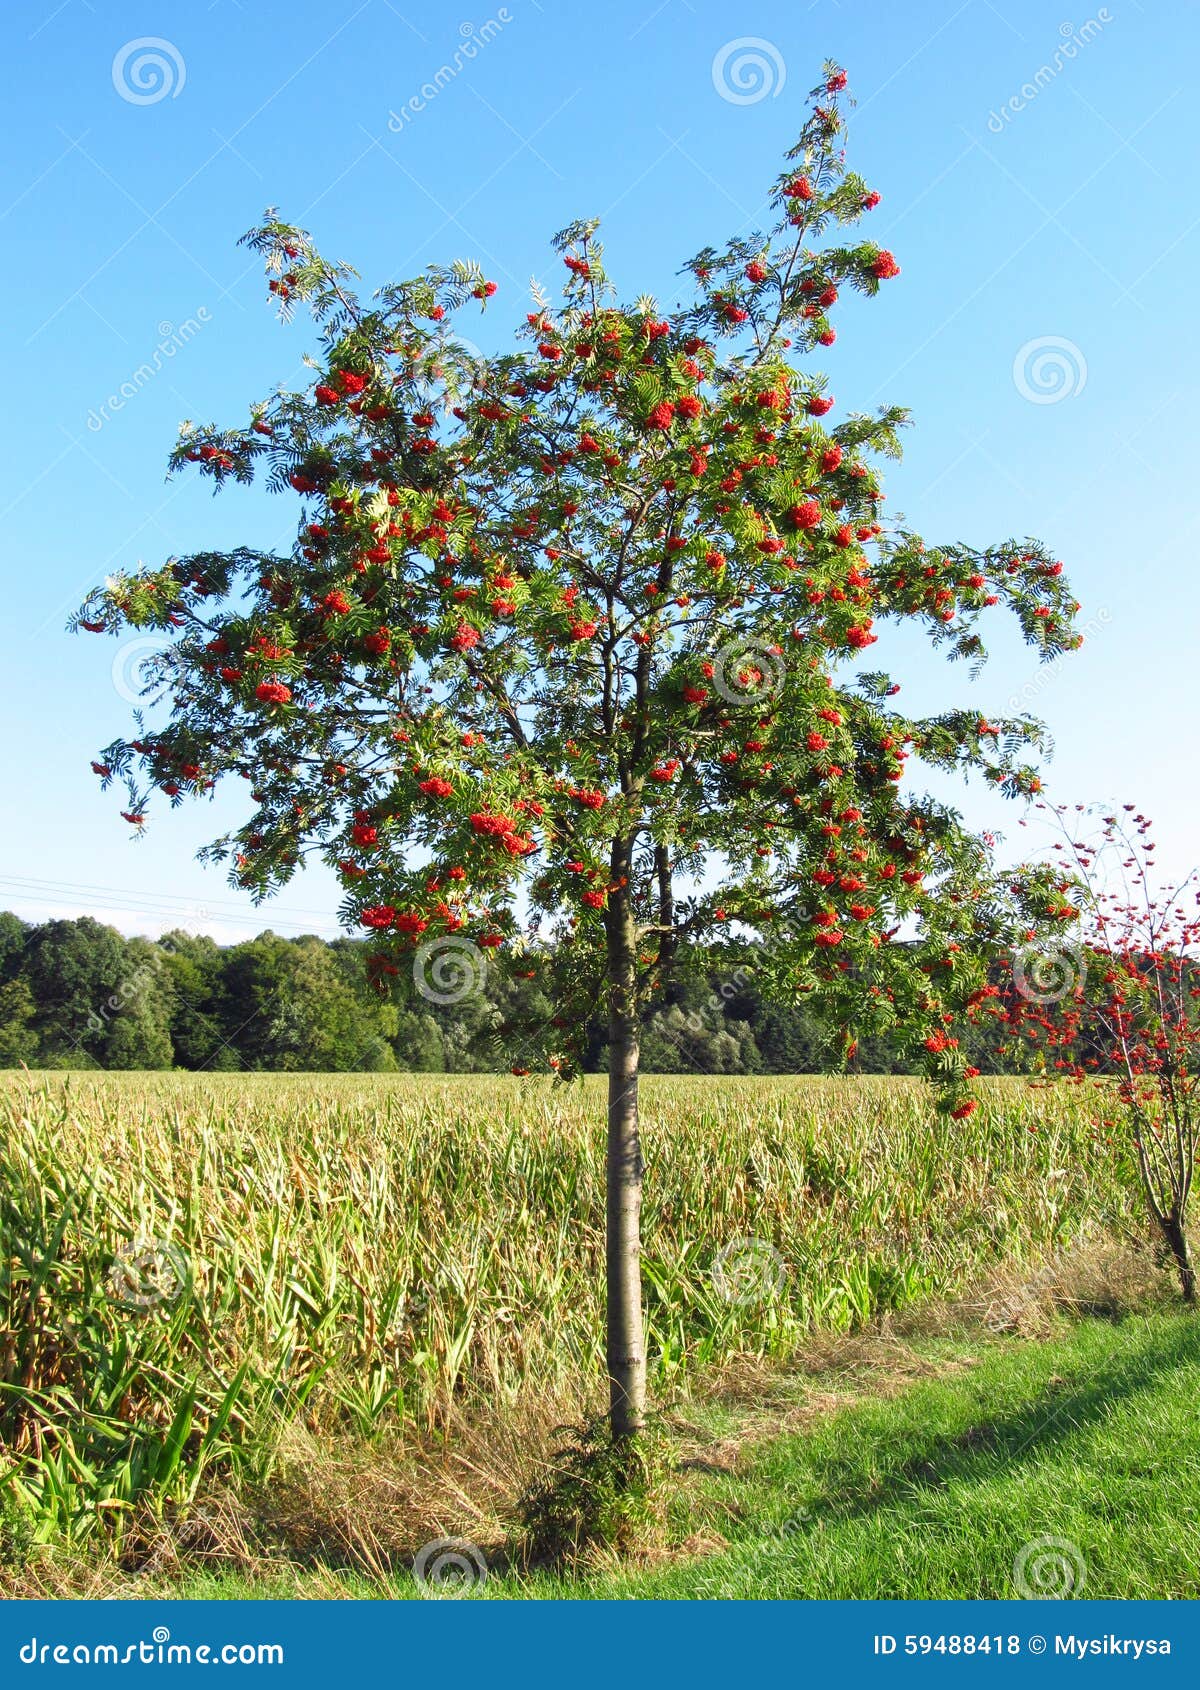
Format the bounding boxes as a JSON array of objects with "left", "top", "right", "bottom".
[{"left": 2, "top": 0, "right": 1194, "bottom": 941}]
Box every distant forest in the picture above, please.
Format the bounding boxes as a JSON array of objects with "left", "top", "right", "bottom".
[{"left": 0, "top": 911, "right": 1029, "bottom": 1075}]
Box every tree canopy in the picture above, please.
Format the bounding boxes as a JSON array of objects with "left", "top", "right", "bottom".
[{"left": 74, "top": 65, "right": 1080, "bottom": 1117}]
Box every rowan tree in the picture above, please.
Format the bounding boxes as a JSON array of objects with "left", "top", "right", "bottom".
[
  {"left": 996, "top": 806, "right": 1198, "bottom": 1302},
  {"left": 75, "top": 66, "right": 1081, "bottom": 1434}
]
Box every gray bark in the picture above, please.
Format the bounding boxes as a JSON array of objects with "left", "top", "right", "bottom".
[{"left": 605, "top": 844, "right": 646, "bottom": 1436}]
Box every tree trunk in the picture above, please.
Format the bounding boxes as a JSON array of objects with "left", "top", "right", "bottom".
[
  {"left": 605, "top": 847, "right": 646, "bottom": 1438},
  {"left": 1161, "top": 1212, "right": 1196, "bottom": 1305},
  {"left": 654, "top": 842, "right": 679, "bottom": 1006}
]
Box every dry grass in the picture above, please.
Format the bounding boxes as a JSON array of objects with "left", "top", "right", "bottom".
[
  {"left": 0, "top": 1069, "right": 1149, "bottom": 1580},
  {"left": 8, "top": 1220, "right": 1179, "bottom": 1602}
]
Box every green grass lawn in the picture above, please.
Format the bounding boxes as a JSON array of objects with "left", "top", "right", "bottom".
[{"left": 138, "top": 1308, "right": 1200, "bottom": 1602}]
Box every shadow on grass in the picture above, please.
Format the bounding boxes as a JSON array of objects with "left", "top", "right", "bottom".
[
  {"left": 152, "top": 1319, "right": 1199, "bottom": 1595},
  {"left": 765, "top": 1316, "right": 1200, "bottom": 1533}
]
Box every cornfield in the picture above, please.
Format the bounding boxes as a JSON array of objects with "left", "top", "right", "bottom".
[{"left": 0, "top": 1071, "right": 1136, "bottom": 1547}]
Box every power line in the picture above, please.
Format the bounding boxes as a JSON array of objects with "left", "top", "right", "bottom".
[
  {"left": 0, "top": 879, "right": 343, "bottom": 936},
  {"left": 0, "top": 872, "right": 338, "bottom": 921}
]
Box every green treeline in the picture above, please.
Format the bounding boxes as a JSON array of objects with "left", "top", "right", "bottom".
[{"left": 0, "top": 911, "right": 1023, "bottom": 1075}]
